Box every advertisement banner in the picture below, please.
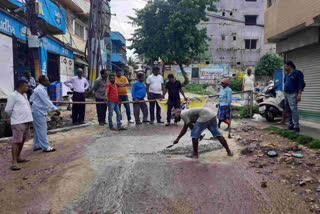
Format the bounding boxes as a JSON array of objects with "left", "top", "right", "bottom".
[
  {"left": 163, "top": 70, "right": 177, "bottom": 79},
  {"left": 39, "top": 46, "right": 47, "bottom": 75},
  {"left": 171, "top": 65, "right": 192, "bottom": 83},
  {"left": 40, "top": 37, "right": 73, "bottom": 59},
  {"left": 157, "top": 96, "right": 208, "bottom": 113},
  {"left": 37, "top": 0, "right": 66, "bottom": 33},
  {"left": 0, "top": 10, "right": 28, "bottom": 41}
]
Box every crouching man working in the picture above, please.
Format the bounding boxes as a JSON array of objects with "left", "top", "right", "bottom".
[{"left": 172, "top": 107, "right": 233, "bottom": 159}]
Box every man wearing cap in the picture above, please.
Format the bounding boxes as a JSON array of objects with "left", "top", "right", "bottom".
[
  {"left": 172, "top": 107, "right": 233, "bottom": 159},
  {"left": 217, "top": 78, "right": 232, "bottom": 131},
  {"left": 163, "top": 74, "right": 187, "bottom": 126}
]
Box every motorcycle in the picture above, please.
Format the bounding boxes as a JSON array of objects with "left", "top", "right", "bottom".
[{"left": 256, "top": 84, "right": 285, "bottom": 122}]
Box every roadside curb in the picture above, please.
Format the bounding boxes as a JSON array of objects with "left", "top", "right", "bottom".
[{"left": 0, "top": 123, "right": 90, "bottom": 143}]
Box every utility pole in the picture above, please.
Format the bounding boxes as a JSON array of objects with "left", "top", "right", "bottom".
[
  {"left": 88, "top": 0, "right": 111, "bottom": 84},
  {"left": 26, "top": 0, "right": 41, "bottom": 80}
]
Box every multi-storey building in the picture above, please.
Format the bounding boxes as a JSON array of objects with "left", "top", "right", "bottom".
[
  {"left": 111, "top": 31, "right": 126, "bottom": 73},
  {"left": 199, "top": 0, "right": 275, "bottom": 71},
  {"left": 265, "top": 0, "right": 320, "bottom": 121}
]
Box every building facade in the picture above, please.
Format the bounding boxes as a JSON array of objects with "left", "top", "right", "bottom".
[
  {"left": 199, "top": 0, "right": 275, "bottom": 71},
  {"left": 110, "top": 31, "right": 126, "bottom": 73},
  {"left": 265, "top": 0, "right": 320, "bottom": 121}
]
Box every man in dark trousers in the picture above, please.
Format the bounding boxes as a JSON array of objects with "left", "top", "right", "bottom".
[
  {"left": 146, "top": 66, "right": 165, "bottom": 124},
  {"left": 64, "top": 68, "right": 89, "bottom": 125},
  {"left": 284, "top": 61, "right": 305, "bottom": 132},
  {"left": 92, "top": 69, "right": 108, "bottom": 126},
  {"left": 163, "top": 74, "right": 187, "bottom": 126},
  {"left": 132, "top": 72, "right": 149, "bottom": 124}
]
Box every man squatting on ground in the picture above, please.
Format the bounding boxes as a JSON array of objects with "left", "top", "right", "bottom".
[
  {"left": 172, "top": 107, "right": 233, "bottom": 159},
  {"left": 30, "top": 75, "right": 60, "bottom": 152},
  {"left": 64, "top": 68, "right": 89, "bottom": 125},
  {"left": 5, "top": 80, "right": 33, "bottom": 171},
  {"left": 163, "top": 74, "right": 187, "bottom": 126},
  {"left": 132, "top": 72, "right": 149, "bottom": 124}
]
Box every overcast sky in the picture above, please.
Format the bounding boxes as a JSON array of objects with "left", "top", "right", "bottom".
[{"left": 110, "top": 0, "right": 147, "bottom": 57}]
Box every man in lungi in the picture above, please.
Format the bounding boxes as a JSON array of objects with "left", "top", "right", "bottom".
[{"left": 217, "top": 78, "right": 232, "bottom": 131}]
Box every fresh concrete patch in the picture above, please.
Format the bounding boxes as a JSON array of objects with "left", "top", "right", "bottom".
[{"left": 161, "top": 140, "right": 223, "bottom": 155}]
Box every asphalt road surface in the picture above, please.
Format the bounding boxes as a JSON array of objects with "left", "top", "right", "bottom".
[{"left": 58, "top": 122, "right": 308, "bottom": 214}]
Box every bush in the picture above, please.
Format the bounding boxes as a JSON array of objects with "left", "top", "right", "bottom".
[
  {"left": 183, "top": 84, "right": 211, "bottom": 95},
  {"left": 264, "top": 126, "right": 317, "bottom": 148},
  {"left": 307, "top": 140, "right": 320, "bottom": 149},
  {"left": 229, "top": 79, "right": 242, "bottom": 92},
  {"left": 297, "top": 135, "right": 313, "bottom": 145}
]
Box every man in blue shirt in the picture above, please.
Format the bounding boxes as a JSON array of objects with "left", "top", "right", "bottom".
[
  {"left": 132, "top": 73, "right": 149, "bottom": 124},
  {"left": 284, "top": 61, "right": 305, "bottom": 132},
  {"left": 217, "top": 78, "right": 232, "bottom": 131},
  {"left": 21, "top": 72, "right": 36, "bottom": 100}
]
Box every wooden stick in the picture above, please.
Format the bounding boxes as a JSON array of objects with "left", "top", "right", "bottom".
[{"left": 52, "top": 100, "right": 157, "bottom": 105}]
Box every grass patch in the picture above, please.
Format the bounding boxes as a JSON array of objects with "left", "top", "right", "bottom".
[
  {"left": 264, "top": 126, "right": 318, "bottom": 149},
  {"left": 183, "top": 84, "right": 211, "bottom": 95},
  {"left": 306, "top": 140, "right": 320, "bottom": 149},
  {"left": 232, "top": 106, "right": 259, "bottom": 119}
]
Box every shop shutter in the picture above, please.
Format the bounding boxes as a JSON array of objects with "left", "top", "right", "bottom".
[{"left": 287, "top": 44, "right": 320, "bottom": 121}]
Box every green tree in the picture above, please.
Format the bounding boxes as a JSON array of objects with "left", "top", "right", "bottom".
[
  {"left": 129, "top": 0, "right": 217, "bottom": 85},
  {"left": 255, "top": 53, "right": 284, "bottom": 76},
  {"left": 127, "top": 56, "right": 139, "bottom": 70}
]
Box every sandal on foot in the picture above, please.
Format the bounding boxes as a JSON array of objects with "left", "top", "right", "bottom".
[
  {"left": 185, "top": 154, "right": 199, "bottom": 159},
  {"left": 43, "top": 147, "right": 56, "bottom": 153},
  {"left": 17, "top": 159, "right": 30, "bottom": 163},
  {"left": 10, "top": 166, "right": 21, "bottom": 171},
  {"left": 165, "top": 123, "right": 170, "bottom": 127}
]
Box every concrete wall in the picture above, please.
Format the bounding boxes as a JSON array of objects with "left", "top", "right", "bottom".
[
  {"left": 199, "top": 0, "right": 275, "bottom": 68},
  {"left": 265, "top": 0, "right": 320, "bottom": 42}
]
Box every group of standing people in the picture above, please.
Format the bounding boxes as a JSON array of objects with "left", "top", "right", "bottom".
[{"left": 91, "top": 66, "right": 188, "bottom": 130}]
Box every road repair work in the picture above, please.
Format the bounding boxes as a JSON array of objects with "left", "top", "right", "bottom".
[{"left": 1, "top": 102, "right": 319, "bottom": 214}]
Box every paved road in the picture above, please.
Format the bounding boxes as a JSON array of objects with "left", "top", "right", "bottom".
[{"left": 57, "top": 122, "right": 308, "bottom": 214}]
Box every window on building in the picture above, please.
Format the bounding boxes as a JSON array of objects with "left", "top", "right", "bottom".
[
  {"left": 230, "top": 12, "right": 233, "bottom": 16},
  {"left": 233, "top": 36, "right": 236, "bottom": 41},
  {"left": 245, "top": 15, "right": 257, "bottom": 25},
  {"left": 221, "top": 35, "right": 225, "bottom": 40},
  {"left": 222, "top": 11, "right": 225, "bottom": 16},
  {"left": 268, "top": 0, "right": 276, "bottom": 7},
  {"left": 245, "top": 39, "right": 257, "bottom": 49},
  {"left": 75, "top": 21, "right": 84, "bottom": 40},
  {"left": 66, "top": 14, "right": 73, "bottom": 33},
  {"left": 206, "top": 61, "right": 210, "bottom": 65},
  {"left": 237, "top": 62, "right": 241, "bottom": 65}
]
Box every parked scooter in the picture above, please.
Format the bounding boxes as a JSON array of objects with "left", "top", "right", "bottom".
[{"left": 256, "top": 84, "right": 285, "bottom": 122}]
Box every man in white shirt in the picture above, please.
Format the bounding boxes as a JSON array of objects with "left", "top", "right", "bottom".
[
  {"left": 243, "top": 68, "right": 255, "bottom": 105},
  {"left": 5, "top": 80, "right": 33, "bottom": 171},
  {"left": 64, "top": 68, "right": 89, "bottom": 125},
  {"left": 146, "top": 67, "right": 165, "bottom": 124}
]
